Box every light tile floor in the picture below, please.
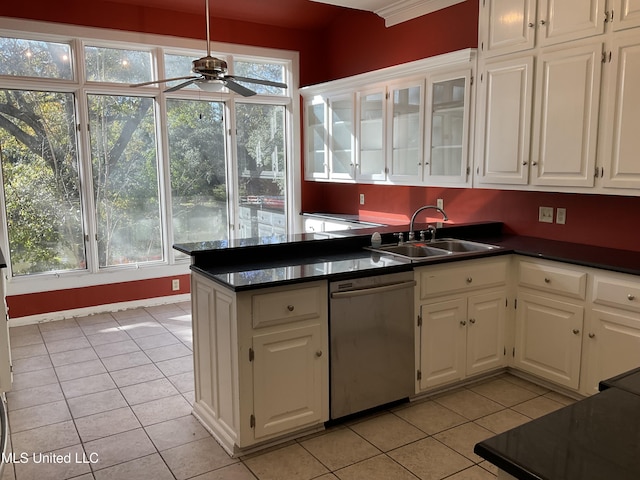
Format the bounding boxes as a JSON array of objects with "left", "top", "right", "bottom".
[{"left": 2, "top": 303, "right": 577, "bottom": 480}]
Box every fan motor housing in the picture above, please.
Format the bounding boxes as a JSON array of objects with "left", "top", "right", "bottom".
[{"left": 193, "top": 56, "right": 227, "bottom": 75}]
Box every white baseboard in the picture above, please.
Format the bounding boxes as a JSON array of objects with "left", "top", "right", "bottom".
[{"left": 8, "top": 293, "right": 191, "bottom": 327}]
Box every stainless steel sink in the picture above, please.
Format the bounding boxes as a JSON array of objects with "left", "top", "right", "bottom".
[
  {"left": 428, "top": 238, "right": 500, "bottom": 253},
  {"left": 367, "top": 243, "right": 451, "bottom": 259},
  {"left": 366, "top": 238, "right": 500, "bottom": 261}
]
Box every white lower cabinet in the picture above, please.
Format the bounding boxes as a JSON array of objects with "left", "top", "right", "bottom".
[
  {"left": 514, "top": 257, "right": 640, "bottom": 396},
  {"left": 581, "top": 271, "right": 640, "bottom": 395},
  {"left": 252, "top": 323, "right": 324, "bottom": 439},
  {"left": 514, "top": 258, "right": 587, "bottom": 389},
  {"left": 191, "top": 273, "right": 328, "bottom": 455},
  {"left": 416, "top": 257, "right": 508, "bottom": 392},
  {"left": 514, "top": 291, "right": 584, "bottom": 389}
]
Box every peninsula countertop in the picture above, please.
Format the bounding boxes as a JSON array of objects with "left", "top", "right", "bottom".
[{"left": 174, "top": 221, "right": 640, "bottom": 291}]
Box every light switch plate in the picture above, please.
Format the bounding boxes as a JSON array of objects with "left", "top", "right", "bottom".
[
  {"left": 437, "top": 198, "right": 444, "bottom": 209},
  {"left": 359, "top": 193, "right": 365, "bottom": 205},
  {"left": 556, "top": 208, "right": 566, "bottom": 224}
]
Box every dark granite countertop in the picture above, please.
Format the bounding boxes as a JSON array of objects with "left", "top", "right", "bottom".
[
  {"left": 175, "top": 220, "right": 640, "bottom": 291},
  {"left": 599, "top": 366, "right": 640, "bottom": 394},
  {"left": 177, "top": 222, "right": 507, "bottom": 290},
  {"left": 474, "top": 386, "right": 640, "bottom": 480}
]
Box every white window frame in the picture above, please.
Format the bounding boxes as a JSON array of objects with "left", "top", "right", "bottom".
[{"left": 0, "top": 17, "right": 301, "bottom": 297}]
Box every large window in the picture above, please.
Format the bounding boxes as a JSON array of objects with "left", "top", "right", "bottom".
[{"left": 0, "top": 27, "right": 295, "bottom": 283}]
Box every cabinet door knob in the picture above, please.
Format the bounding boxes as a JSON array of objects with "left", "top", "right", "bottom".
[
  {"left": 528, "top": 22, "right": 535, "bottom": 27},
  {"left": 572, "top": 328, "right": 580, "bottom": 335},
  {"left": 287, "top": 305, "right": 295, "bottom": 312},
  {"left": 628, "top": 294, "right": 636, "bottom": 301},
  {"left": 588, "top": 332, "right": 595, "bottom": 338},
  {"left": 540, "top": 19, "right": 547, "bottom": 25},
  {"left": 460, "top": 320, "right": 467, "bottom": 326},
  {"left": 544, "top": 277, "right": 551, "bottom": 283},
  {"left": 315, "top": 350, "right": 323, "bottom": 357},
  {"left": 469, "top": 318, "right": 476, "bottom": 324},
  {"left": 466, "top": 277, "right": 473, "bottom": 283}
]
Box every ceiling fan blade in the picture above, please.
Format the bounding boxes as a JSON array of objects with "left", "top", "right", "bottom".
[
  {"left": 224, "top": 79, "right": 257, "bottom": 97},
  {"left": 229, "top": 75, "right": 288, "bottom": 89},
  {"left": 130, "top": 76, "right": 197, "bottom": 88},
  {"left": 164, "top": 78, "right": 199, "bottom": 93}
]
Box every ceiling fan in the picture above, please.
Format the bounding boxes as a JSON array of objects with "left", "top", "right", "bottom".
[{"left": 131, "top": 0, "right": 287, "bottom": 96}]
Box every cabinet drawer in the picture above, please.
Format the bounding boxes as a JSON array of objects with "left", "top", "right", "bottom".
[
  {"left": 518, "top": 261, "right": 586, "bottom": 300},
  {"left": 252, "top": 286, "right": 323, "bottom": 328},
  {"left": 418, "top": 258, "right": 507, "bottom": 299},
  {"left": 592, "top": 274, "right": 640, "bottom": 313}
]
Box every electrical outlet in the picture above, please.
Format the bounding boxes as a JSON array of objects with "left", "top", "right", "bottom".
[
  {"left": 556, "top": 208, "right": 566, "bottom": 225},
  {"left": 171, "top": 279, "right": 180, "bottom": 291},
  {"left": 359, "top": 193, "right": 365, "bottom": 205},
  {"left": 538, "top": 206, "right": 554, "bottom": 223},
  {"left": 437, "top": 198, "right": 444, "bottom": 210}
]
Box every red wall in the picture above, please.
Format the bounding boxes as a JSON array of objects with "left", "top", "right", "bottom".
[
  {"left": 319, "top": 1, "right": 479, "bottom": 82},
  {"left": 302, "top": 183, "right": 640, "bottom": 252},
  {"left": 0, "top": 0, "right": 329, "bottom": 86},
  {"left": 7, "top": 274, "right": 191, "bottom": 318}
]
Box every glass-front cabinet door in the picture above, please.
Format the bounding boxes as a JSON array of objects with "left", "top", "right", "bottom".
[
  {"left": 305, "top": 96, "right": 329, "bottom": 180},
  {"left": 329, "top": 94, "right": 355, "bottom": 180},
  {"left": 357, "top": 88, "right": 387, "bottom": 182},
  {"left": 387, "top": 79, "right": 424, "bottom": 183},
  {"left": 425, "top": 70, "right": 471, "bottom": 185}
]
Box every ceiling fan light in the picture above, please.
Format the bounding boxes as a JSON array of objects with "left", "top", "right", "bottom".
[{"left": 197, "top": 79, "right": 226, "bottom": 92}]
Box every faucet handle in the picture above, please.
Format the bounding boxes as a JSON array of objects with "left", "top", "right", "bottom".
[{"left": 394, "top": 232, "right": 405, "bottom": 244}]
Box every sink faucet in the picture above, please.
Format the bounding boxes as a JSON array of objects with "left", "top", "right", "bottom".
[{"left": 409, "top": 205, "right": 449, "bottom": 241}]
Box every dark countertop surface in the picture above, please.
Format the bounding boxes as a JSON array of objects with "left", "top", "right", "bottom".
[
  {"left": 474, "top": 385, "right": 640, "bottom": 480},
  {"left": 599, "top": 366, "right": 640, "bottom": 395},
  {"left": 175, "top": 220, "right": 640, "bottom": 291}
]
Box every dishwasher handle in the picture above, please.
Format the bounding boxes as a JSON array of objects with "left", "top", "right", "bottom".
[{"left": 331, "top": 280, "right": 416, "bottom": 299}]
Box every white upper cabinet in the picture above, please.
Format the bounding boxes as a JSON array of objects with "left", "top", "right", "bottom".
[
  {"left": 480, "top": 0, "right": 536, "bottom": 56},
  {"left": 599, "top": 29, "right": 640, "bottom": 189},
  {"left": 475, "top": 54, "right": 534, "bottom": 185},
  {"left": 387, "top": 79, "right": 425, "bottom": 183},
  {"left": 357, "top": 87, "right": 387, "bottom": 182},
  {"left": 539, "top": 0, "right": 606, "bottom": 46},
  {"left": 530, "top": 41, "right": 602, "bottom": 187},
  {"left": 425, "top": 70, "right": 472, "bottom": 185},
  {"left": 301, "top": 49, "right": 475, "bottom": 187},
  {"left": 328, "top": 94, "right": 355, "bottom": 181},
  {"left": 480, "top": 0, "right": 606, "bottom": 57},
  {"left": 612, "top": 0, "right": 640, "bottom": 31}
]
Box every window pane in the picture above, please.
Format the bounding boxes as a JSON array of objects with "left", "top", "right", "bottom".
[
  {"left": 0, "top": 37, "right": 73, "bottom": 79},
  {"left": 164, "top": 53, "right": 199, "bottom": 90},
  {"left": 166, "top": 99, "right": 228, "bottom": 246},
  {"left": 0, "top": 90, "right": 85, "bottom": 275},
  {"left": 87, "top": 94, "right": 162, "bottom": 267},
  {"left": 233, "top": 60, "right": 286, "bottom": 95},
  {"left": 85, "top": 46, "right": 152, "bottom": 83},
  {"left": 235, "top": 104, "right": 286, "bottom": 239}
]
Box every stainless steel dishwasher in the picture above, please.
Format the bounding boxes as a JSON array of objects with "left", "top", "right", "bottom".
[{"left": 329, "top": 271, "right": 415, "bottom": 419}]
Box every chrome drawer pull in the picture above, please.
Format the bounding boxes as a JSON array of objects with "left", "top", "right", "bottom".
[
  {"left": 628, "top": 294, "right": 635, "bottom": 301},
  {"left": 287, "top": 305, "right": 295, "bottom": 312},
  {"left": 466, "top": 277, "right": 473, "bottom": 283}
]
